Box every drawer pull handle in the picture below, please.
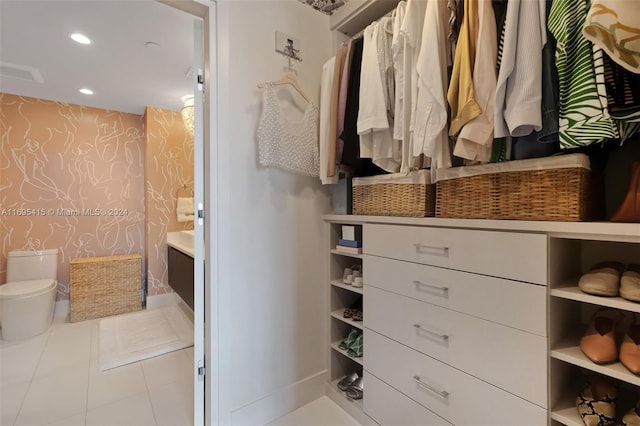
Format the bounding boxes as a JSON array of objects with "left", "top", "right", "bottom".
[
  {"left": 413, "top": 243, "right": 449, "bottom": 257},
  {"left": 412, "top": 280, "right": 449, "bottom": 294},
  {"left": 413, "top": 323, "right": 449, "bottom": 341},
  {"left": 413, "top": 375, "right": 449, "bottom": 398}
]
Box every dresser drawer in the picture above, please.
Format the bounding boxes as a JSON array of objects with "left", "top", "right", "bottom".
[
  {"left": 364, "top": 224, "right": 547, "bottom": 284},
  {"left": 364, "top": 372, "right": 452, "bottom": 426},
  {"left": 365, "top": 286, "right": 547, "bottom": 407},
  {"left": 364, "top": 256, "right": 547, "bottom": 336},
  {"left": 365, "top": 330, "right": 547, "bottom": 426}
]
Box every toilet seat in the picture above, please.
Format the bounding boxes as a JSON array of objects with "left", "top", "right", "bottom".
[{"left": 0, "top": 279, "right": 57, "bottom": 299}]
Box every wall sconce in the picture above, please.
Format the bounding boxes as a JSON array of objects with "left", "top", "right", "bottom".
[{"left": 181, "top": 95, "right": 194, "bottom": 136}]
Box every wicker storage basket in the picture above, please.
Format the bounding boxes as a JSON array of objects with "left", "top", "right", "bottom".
[
  {"left": 353, "top": 170, "right": 435, "bottom": 217},
  {"left": 70, "top": 254, "right": 142, "bottom": 322},
  {"left": 435, "top": 154, "right": 600, "bottom": 221}
]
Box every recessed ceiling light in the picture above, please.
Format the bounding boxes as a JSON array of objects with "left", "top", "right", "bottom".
[
  {"left": 70, "top": 33, "right": 92, "bottom": 45},
  {"left": 79, "top": 88, "right": 94, "bottom": 95}
]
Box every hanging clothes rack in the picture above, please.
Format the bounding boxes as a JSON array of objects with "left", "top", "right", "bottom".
[{"left": 342, "top": 7, "right": 396, "bottom": 45}]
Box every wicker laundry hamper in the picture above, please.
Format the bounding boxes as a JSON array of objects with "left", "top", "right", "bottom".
[{"left": 69, "top": 254, "right": 142, "bottom": 322}]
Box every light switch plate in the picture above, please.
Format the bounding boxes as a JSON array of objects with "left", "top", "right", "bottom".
[{"left": 275, "top": 31, "right": 301, "bottom": 56}]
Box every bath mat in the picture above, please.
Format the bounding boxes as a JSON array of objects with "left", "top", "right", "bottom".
[{"left": 99, "top": 305, "right": 193, "bottom": 371}]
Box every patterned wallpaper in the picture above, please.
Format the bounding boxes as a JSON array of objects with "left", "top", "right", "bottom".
[
  {"left": 0, "top": 95, "right": 193, "bottom": 302},
  {"left": 0, "top": 94, "right": 145, "bottom": 299},
  {"left": 144, "top": 107, "right": 194, "bottom": 298},
  {"left": 298, "top": 0, "right": 348, "bottom": 14}
]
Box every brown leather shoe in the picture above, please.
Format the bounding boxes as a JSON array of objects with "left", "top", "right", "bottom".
[
  {"left": 611, "top": 161, "right": 640, "bottom": 223},
  {"left": 580, "top": 309, "right": 623, "bottom": 364},
  {"left": 620, "top": 316, "right": 640, "bottom": 375}
]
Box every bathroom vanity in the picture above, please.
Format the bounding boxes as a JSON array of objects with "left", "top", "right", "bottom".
[{"left": 166, "top": 230, "right": 195, "bottom": 310}]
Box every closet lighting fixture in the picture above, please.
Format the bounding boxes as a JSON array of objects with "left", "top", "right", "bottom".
[
  {"left": 79, "top": 88, "right": 94, "bottom": 95},
  {"left": 181, "top": 95, "right": 194, "bottom": 136},
  {"left": 70, "top": 33, "right": 92, "bottom": 45}
]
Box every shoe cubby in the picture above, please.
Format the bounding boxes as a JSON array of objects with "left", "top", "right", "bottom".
[
  {"left": 550, "top": 359, "right": 640, "bottom": 426},
  {"left": 549, "top": 237, "right": 640, "bottom": 425},
  {"left": 326, "top": 221, "right": 366, "bottom": 412}
]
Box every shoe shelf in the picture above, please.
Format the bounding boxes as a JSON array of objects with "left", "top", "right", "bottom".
[
  {"left": 331, "top": 310, "right": 364, "bottom": 330},
  {"left": 327, "top": 220, "right": 367, "bottom": 417},
  {"left": 549, "top": 238, "right": 640, "bottom": 425},
  {"left": 551, "top": 344, "right": 640, "bottom": 387},
  {"left": 330, "top": 249, "right": 363, "bottom": 259},
  {"left": 551, "top": 285, "right": 640, "bottom": 314},
  {"left": 331, "top": 341, "right": 364, "bottom": 366},
  {"left": 327, "top": 378, "right": 364, "bottom": 410},
  {"left": 330, "top": 279, "right": 364, "bottom": 295}
]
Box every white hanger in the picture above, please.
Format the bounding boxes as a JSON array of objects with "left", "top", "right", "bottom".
[{"left": 257, "top": 72, "right": 310, "bottom": 104}]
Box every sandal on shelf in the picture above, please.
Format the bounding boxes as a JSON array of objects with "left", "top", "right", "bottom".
[
  {"left": 346, "top": 376, "right": 363, "bottom": 400},
  {"left": 352, "top": 310, "right": 363, "bottom": 322},
  {"left": 339, "top": 329, "right": 360, "bottom": 350},
  {"left": 337, "top": 371, "right": 360, "bottom": 391},
  {"left": 343, "top": 267, "right": 353, "bottom": 285},
  {"left": 576, "top": 374, "right": 617, "bottom": 426},
  {"left": 343, "top": 298, "right": 363, "bottom": 319},
  {"left": 622, "top": 400, "right": 640, "bottom": 426},
  {"left": 346, "top": 332, "right": 363, "bottom": 358}
]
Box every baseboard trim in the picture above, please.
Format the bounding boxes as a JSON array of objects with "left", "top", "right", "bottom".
[
  {"left": 54, "top": 300, "right": 69, "bottom": 319},
  {"left": 230, "top": 370, "right": 328, "bottom": 426},
  {"left": 146, "top": 292, "right": 180, "bottom": 310}
]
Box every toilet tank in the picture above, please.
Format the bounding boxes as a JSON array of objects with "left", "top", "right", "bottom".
[{"left": 6, "top": 249, "right": 59, "bottom": 282}]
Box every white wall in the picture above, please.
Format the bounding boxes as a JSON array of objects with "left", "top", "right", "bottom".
[{"left": 215, "top": 1, "right": 332, "bottom": 424}]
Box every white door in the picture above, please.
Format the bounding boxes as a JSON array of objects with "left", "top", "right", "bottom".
[{"left": 192, "top": 17, "right": 206, "bottom": 426}]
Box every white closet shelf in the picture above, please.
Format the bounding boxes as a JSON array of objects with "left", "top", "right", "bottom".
[
  {"left": 331, "top": 341, "right": 364, "bottom": 366},
  {"left": 550, "top": 399, "right": 585, "bottom": 426},
  {"left": 550, "top": 286, "right": 640, "bottom": 313},
  {"left": 551, "top": 345, "right": 640, "bottom": 387},
  {"left": 330, "top": 279, "right": 364, "bottom": 294},
  {"left": 330, "top": 249, "right": 363, "bottom": 259},
  {"left": 324, "top": 215, "right": 640, "bottom": 244},
  {"left": 326, "top": 379, "right": 364, "bottom": 411},
  {"left": 331, "top": 310, "right": 364, "bottom": 330}
]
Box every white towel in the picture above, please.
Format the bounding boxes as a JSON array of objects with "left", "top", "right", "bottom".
[{"left": 177, "top": 197, "right": 194, "bottom": 222}]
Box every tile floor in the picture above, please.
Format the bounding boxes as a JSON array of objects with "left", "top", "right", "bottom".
[
  {"left": 0, "top": 313, "right": 194, "bottom": 426},
  {"left": 268, "top": 396, "right": 360, "bottom": 426}
]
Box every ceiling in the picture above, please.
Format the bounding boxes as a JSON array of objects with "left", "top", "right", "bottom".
[{"left": 0, "top": 0, "right": 196, "bottom": 115}]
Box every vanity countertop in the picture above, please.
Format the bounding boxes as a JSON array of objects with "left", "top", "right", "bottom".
[{"left": 167, "top": 230, "right": 195, "bottom": 257}]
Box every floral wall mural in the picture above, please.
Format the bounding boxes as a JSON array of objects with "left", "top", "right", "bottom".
[
  {"left": 1, "top": 95, "right": 193, "bottom": 303},
  {"left": 144, "top": 107, "right": 194, "bottom": 298},
  {"left": 0, "top": 94, "right": 145, "bottom": 300}
]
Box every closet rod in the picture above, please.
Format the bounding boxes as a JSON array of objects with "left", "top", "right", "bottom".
[{"left": 343, "top": 7, "right": 396, "bottom": 45}]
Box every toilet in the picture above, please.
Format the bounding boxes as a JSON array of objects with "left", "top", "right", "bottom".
[{"left": 0, "top": 249, "right": 58, "bottom": 341}]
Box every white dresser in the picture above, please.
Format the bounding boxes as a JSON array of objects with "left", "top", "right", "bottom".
[
  {"left": 324, "top": 216, "right": 640, "bottom": 426},
  {"left": 363, "top": 223, "right": 548, "bottom": 425}
]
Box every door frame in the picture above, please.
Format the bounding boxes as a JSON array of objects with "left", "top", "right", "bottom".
[{"left": 157, "top": 1, "right": 218, "bottom": 425}]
